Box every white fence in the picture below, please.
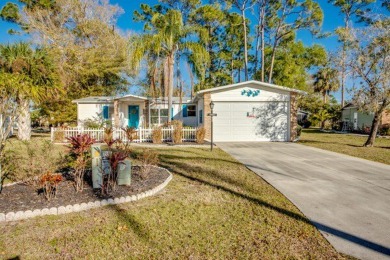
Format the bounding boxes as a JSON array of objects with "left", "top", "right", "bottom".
[{"left": 51, "top": 127, "right": 198, "bottom": 143}]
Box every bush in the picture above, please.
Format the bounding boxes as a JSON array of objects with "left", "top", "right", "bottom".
[
  {"left": 196, "top": 127, "right": 206, "bottom": 144},
  {"left": 122, "top": 126, "right": 138, "bottom": 142},
  {"left": 67, "top": 134, "right": 95, "bottom": 192},
  {"left": 152, "top": 127, "right": 163, "bottom": 144},
  {"left": 172, "top": 120, "right": 183, "bottom": 144},
  {"left": 103, "top": 127, "right": 117, "bottom": 147},
  {"left": 138, "top": 149, "right": 159, "bottom": 179},
  {"left": 379, "top": 124, "right": 390, "bottom": 136},
  {"left": 9, "top": 140, "right": 61, "bottom": 185},
  {"left": 101, "top": 151, "right": 127, "bottom": 195},
  {"left": 39, "top": 172, "right": 62, "bottom": 201}
]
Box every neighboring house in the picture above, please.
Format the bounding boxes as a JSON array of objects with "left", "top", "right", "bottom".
[
  {"left": 72, "top": 80, "right": 305, "bottom": 142},
  {"left": 341, "top": 104, "right": 390, "bottom": 131}
]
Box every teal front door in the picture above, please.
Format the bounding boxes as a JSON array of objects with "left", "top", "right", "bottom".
[{"left": 128, "top": 105, "right": 139, "bottom": 128}]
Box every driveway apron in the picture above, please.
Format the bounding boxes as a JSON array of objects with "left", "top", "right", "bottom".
[{"left": 217, "top": 142, "right": 390, "bottom": 260}]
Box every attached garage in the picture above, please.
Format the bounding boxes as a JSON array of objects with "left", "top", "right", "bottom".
[{"left": 195, "top": 80, "right": 303, "bottom": 142}]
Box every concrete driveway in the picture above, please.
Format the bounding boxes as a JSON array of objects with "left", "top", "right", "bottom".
[{"left": 217, "top": 142, "right": 390, "bottom": 260}]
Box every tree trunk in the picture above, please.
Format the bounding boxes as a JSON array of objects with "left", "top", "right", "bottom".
[
  {"left": 268, "top": 39, "right": 278, "bottom": 83},
  {"left": 242, "top": 9, "right": 249, "bottom": 81},
  {"left": 163, "top": 58, "right": 169, "bottom": 101},
  {"left": 321, "top": 120, "right": 325, "bottom": 130},
  {"left": 167, "top": 52, "right": 174, "bottom": 123},
  {"left": 231, "top": 57, "right": 234, "bottom": 83},
  {"left": 364, "top": 107, "right": 384, "bottom": 147},
  {"left": 260, "top": 1, "right": 265, "bottom": 82},
  {"left": 17, "top": 97, "right": 31, "bottom": 141}
]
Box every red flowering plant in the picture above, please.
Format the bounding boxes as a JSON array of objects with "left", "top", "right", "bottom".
[
  {"left": 40, "top": 172, "right": 63, "bottom": 200},
  {"left": 101, "top": 151, "right": 127, "bottom": 195},
  {"left": 67, "top": 134, "right": 95, "bottom": 192}
]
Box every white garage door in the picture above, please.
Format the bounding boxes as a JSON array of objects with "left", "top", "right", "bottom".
[{"left": 213, "top": 102, "right": 289, "bottom": 142}]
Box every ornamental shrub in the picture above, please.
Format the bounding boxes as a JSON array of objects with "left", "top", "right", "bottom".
[
  {"left": 196, "top": 127, "right": 206, "bottom": 144},
  {"left": 152, "top": 127, "right": 163, "bottom": 144}
]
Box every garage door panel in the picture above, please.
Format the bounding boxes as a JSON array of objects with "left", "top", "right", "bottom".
[{"left": 213, "top": 101, "right": 289, "bottom": 142}]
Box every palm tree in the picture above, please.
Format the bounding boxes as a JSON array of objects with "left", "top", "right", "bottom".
[
  {"left": 130, "top": 10, "right": 209, "bottom": 123},
  {"left": 0, "top": 42, "right": 58, "bottom": 141},
  {"left": 313, "top": 67, "right": 340, "bottom": 104}
]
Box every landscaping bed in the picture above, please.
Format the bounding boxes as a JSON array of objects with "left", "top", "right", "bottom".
[{"left": 0, "top": 166, "right": 169, "bottom": 213}]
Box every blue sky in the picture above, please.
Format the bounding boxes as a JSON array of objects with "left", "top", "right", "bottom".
[{"left": 0, "top": 1, "right": 382, "bottom": 100}]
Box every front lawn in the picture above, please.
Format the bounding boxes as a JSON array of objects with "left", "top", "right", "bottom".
[
  {"left": 0, "top": 143, "right": 343, "bottom": 259},
  {"left": 300, "top": 128, "right": 390, "bottom": 165}
]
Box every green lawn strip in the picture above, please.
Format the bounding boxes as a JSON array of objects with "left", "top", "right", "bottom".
[
  {"left": 299, "top": 128, "right": 390, "bottom": 165},
  {"left": 0, "top": 146, "right": 343, "bottom": 259}
]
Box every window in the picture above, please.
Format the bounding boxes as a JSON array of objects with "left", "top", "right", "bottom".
[
  {"left": 151, "top": 109, "right": 159, "bottom": 124},
  {"left": 187, "top": 105, "right": 196, "bottom": 117},
  {"left": 150, "top": 108, "right": 169, "bottom": 125},
  {"left": 160, "top": 109, "right": 168, "bottom": 124}
]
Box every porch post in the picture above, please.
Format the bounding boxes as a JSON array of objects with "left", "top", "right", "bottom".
[{"left": 114, "top": 99, "right": 120, "bottom": 128}]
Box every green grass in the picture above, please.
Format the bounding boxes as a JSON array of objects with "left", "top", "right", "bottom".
[
  {"left": 0, "top": 141, "right": 344, "bottom": 259},
  {"left": 300, "top": 128, "right": 390, "bottom": 165}
]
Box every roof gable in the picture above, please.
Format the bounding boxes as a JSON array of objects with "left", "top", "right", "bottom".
[{"left": 196, "top": 80, "right": 306, "bottom": 96}]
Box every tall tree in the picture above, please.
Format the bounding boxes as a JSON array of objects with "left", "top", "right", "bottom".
[
  {"left": 346, "top": 16, "right": 390, "bottom": 147},
  {"left": 257, "top": 38, "right": 327, "bottom": 90},
  {"left": 189, "top": 4, "right": 229, "bottom": 88},
  {"left": 0, "top": 42, "right": 58, "bottom": 141},
  {"left": 313, "top": 65, "right": 340, "bottom": 103},
  {"left": 253, "top": 0, "right": 274, "bottom": 81},
  {"left": 229, "top": 0, "right": 255, "bottom": 81},
  {"left": 328, "top": 0, "right": 375, "bottom": 107},
  {"left": 1, "top": 0, "right": 130, "bottom": 124},
  {"left": 131, "top": 10, "right": 209, "bottom": 122},
  {"left": 267, "top": 0, "right": 323, "bottom": 83}
]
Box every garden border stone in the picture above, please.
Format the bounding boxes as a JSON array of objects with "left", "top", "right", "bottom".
[{"left": 0, "top": 166, "right": 173, "bottom": 223}]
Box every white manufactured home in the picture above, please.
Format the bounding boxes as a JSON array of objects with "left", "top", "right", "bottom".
[{"left": 72, "top": 80, "right": 304, "bottom": 142}]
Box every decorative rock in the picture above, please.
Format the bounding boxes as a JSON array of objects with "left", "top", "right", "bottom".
[
  {"left": 107, "top": 199, "right": 114, "bottom": 205},
  {"left": 94, "top": 201, "right": 101, "bottom": 207},
  {"left": 87, "top": 202, "right": 95, "bottom": 209},
  {"left": 41, "top": 208, "right": 50, "bottom": 216},
  {"left": 58, "top": 206, "right": 66, "bottom": 214},
  {"left": 125, "top": 196, "right": 132, "bottom": 202},
  {"left": 119, "top": 197, "right": 126, "bottom": 203},
  {"left": 114, "top": 198, "right": 121, "bottom": 204},
  {"left": 32, "top": 209, "right": 42, "bottom": 217},
  {"left": 101, "top": 199, "right": 108, "bottom": 206},
  {"left": 73, "top": 204, "right": 81, "bottom": 212},
  {"left": 65, "top": 205, "right": 73, "bottom": 213},
  {"left": 14, "top": 211, "right": 25, "bottom": 220},
  {"left": 6, "top": 212, "right": 15, "bottom": 221},
  {"left": 24, "top": 210, "right": 33, "bottom": 218},
  {"left": 0, "top": 213, "right": 5, "bottom": 222},
  {"left": 131, "top": 195, "right": 137, "bottom": 201},
  {"left": 49, "top": 207, "right": 57, "bottom": 215},
  {"left": 80, "top": 203, "right": 88, "bottom": 211}
]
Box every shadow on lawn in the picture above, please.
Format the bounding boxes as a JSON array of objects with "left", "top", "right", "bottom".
[
  {"left": 159, "top": 153, "right": 390, "bottom": 257},
  {"left": 108, "top": 204, "right": 155, "bottom": 246}
]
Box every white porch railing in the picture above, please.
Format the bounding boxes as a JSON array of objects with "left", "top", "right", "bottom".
[{"left": 50, "top": 127, "right": 198, "bottom": 143}]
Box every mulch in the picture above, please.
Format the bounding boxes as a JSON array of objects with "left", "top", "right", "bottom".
[{"left": 0, "top": 166, "right": 169, "bottom": 213}]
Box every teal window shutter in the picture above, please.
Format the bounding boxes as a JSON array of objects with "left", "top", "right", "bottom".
[
  {"left": 182, "top": 105, "right": 188, "bottom": 117},
  {"left": 103, "top": 106, "right": 109, "bottom": 119},
  {"left": 171, "top": 107, "right": 174, "bottom": 120},
  {"left": 200, "top": 109, "right": 203, "bottom": 124}
]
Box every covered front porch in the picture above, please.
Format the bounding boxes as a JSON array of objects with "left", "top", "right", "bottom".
[{"left": 110, "top": 94, "right": 147, "bottom": 128}]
